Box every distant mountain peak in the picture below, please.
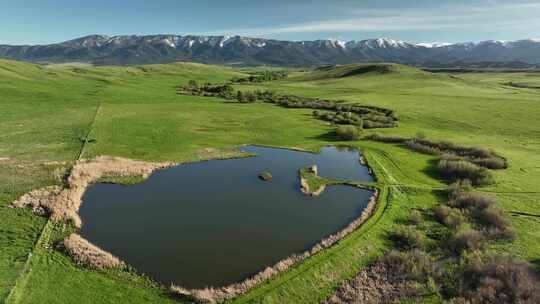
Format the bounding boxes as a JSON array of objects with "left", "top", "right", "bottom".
[{"left": 0, "top": 34, "right": 539, "bottom": 66}]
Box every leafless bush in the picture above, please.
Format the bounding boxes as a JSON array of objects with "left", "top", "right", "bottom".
[
  {"left": 379, "top": 249, "right": 435, "bottom": 282},
  {"left": 453, "top": 254, "right": 540, "bottom": 304},
  {"left": 449, "top": 230, "right": 484, "bottom": 253}
]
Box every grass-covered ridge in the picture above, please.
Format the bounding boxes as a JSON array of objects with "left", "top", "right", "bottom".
[{"left": 1, "top": 59, "right": 540, "bottom": 303}]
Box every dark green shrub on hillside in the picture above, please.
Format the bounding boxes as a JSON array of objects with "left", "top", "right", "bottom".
[
  {"left": 187, "top": 79, "right": 199, "bottom": 90},
  {"left": 365, "top": 133, "right": 408, "bottom": 143},
  {"left": 335, "top": 125, "right": 361, "bottom": 141},
  {"left": 380, "top": 249, "right": 435, "bottom": 282},
  {"left": 400, "top": 137, "right": 508, "bottom": 168},
  {"left": 231, "top": 71, "right": 288, "bottom": 83},
  {"left": 437, "top": 158, "right": 494, "bottom": 186},
  {"left": 236, "top": 90, "right": 245, "bottom": 102},
  {"left": 447, "top": 180, "right": 473, "bottom": 199},
  {"left": 449, "top": 230, "right": 484, "bottom": 253},
  {"left": 470, "top": 157, "right": 508, "bottom": 169},
  {"left": 389, "top": 226, "right": 426, "bottom": 250},
  {"left": 433, "top": 205, "right": 466, "bottom": 230},
  {"left": 448, "top": 192, "right": 495, "bottom": 211},
  {"left": 472, "top": 207, "right": 514, "bottom": 239},
  {"left": 408, "top": 210, "right": 423, "bottom": 225},
  {"left": 448, "top": 192, "right": 514, "bottom": 239}
]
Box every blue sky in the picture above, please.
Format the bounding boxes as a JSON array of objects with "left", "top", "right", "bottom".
[{"left": 1, "top": 0, "right": 539, "bottom": 45}]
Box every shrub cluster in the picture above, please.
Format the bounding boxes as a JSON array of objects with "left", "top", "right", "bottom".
[
  {"left": 335, "top": 125, "right": 361, "bottom": 141},
  {"left": 406, "top": 138, "right": 507, "bottom": 170},
  {"left": 178, "top": 81, "right": 237, "bottom": 99},
  {"left": 445, "top": 184, "right": 514, "bottom": 239},
  {"left": 367, "top": 135, "right": 508, "bottom": 173},
  {"left": 365, "top": 133, "right": 408, "bottom": 143},
  {"left": 379, "top": 249, "right": 435, "bottom": 282},
  {"left": 452, "top": 254, "right": 540, "bottom": 304},
  {"left": 437, "top": 158, "right": 494, "bottom": 186},
  {"left": 178, "top": 79, "right": 398, "bottom": 129},
  {"left": 389, "top": 226, "right": 426, "bottom": 250},
  {"left": 449, "top": 229, "right": 484, "bottom": 253},
  {"left": 231, "top": 71, "right": 288, "bottom": 83}
]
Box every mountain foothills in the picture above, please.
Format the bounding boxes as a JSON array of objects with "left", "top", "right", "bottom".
[{"left": 1, "top": 35, "right": 540, "bottom": 66}]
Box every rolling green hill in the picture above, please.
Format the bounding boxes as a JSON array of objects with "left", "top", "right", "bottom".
[{"left": 1, "top": 60, "right": 539, "bottom": 303}]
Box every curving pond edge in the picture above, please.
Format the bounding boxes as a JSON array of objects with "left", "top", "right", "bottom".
[{"left": 10, "top": 146, "right": 379, "bottom": 304}]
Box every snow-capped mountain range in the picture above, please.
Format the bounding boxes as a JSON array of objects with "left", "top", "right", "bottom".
[{"left": 1, "top": 35, "right": 540, "bottom": 67}]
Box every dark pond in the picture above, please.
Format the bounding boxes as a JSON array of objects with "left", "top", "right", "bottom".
[{"left": 79, "top": 146, "right": 374, "bottom": 288}]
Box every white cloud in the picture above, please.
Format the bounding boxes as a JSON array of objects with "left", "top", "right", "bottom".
[{"left": 201, "top": 2, "right": 540, "bottom": 38}]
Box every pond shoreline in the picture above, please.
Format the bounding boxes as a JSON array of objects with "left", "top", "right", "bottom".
[
  {"left": 10, "top": 144, "right": 379, "bottom": 304},
  {"left": 171, "top": 187, "right": 378, "bottom": 303}
]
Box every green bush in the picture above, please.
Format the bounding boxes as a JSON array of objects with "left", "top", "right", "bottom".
[
  {"left": 365, "top": 133, "right": 408, "bottom": 143},
  {"left": 408, "top": 210, "right": 423, "bottom": 225},
  {"left": 335, "top": 125, "right": 361, "bottom": 141},
  {"left": 389, "top": 226, "right": 426, "bottom": 250}
]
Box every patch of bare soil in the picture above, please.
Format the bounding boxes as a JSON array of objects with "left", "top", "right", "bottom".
[
  {"left": 322, "top": 261, "right": 421, "bottom": 304},
  {"left": 11, "top": 155, "right": 174, "bottom": 228},
  {"left": 63, "top": 233, "right": 124, "bottom": 269},
  {"left": 172, "top": 189, "right": 379, "bottom": 303}
]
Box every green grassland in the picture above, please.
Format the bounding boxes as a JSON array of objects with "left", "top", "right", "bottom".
[{"left": 0, "top": 59, "right": 539, "bottom": 303}]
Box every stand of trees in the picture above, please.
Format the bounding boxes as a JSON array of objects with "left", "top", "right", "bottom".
[
  {"left": 177, "top": 80, "right": 398, "bottom": 129},
  {"left": 231, "top": 71, "right": 288, "bottom": 83}
]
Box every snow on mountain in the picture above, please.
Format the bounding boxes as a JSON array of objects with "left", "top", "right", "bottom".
[
  {"left": 416, "top": 42, "right": 454, "bottom": 48},
  {"left": 1, "top": 34, "right": 540, "bottom": 66}
]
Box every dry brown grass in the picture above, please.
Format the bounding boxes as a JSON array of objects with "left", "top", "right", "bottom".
[
  {"left": 171, "top": 189, "right": 379, "bottom": 303},
  {"left": 323, "top": 250, "right": 427, "bottom": 304},
  {"left": 11, "top": 155, "right": 174, "bottom": 227},
  {"left": 63, "top": 233, "right": 124, "bottom": 269}
]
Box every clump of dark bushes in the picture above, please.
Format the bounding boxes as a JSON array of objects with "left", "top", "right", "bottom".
[
  {"left": 449, "top": 229, "right": 484, "bottom": 253},
  {"left": 437, "top": 157, "right": 494, "bottom": 186},
  {"left": 178, "top": 79, "right": 398, "bottom": 129},
  {"left": 365, "top": 133, "right": 408, "bottom": 143},
  {"left": 445, "top": 186, "right": 514, "bottom": 240},
  {"left": 405, "top": 137, "right": 507, "bottom": 170},
  {"left": 379, "top": 249, "right": 435, "bottom": 282},
  {"left": 335, "top": 125, "right": 361, "bottom": 141},
  {"left": 408, "top": 210, "right": 422, "bottom": 225},
  {"left": 366, "top": 134, "right": 508, "bottom": 175},
  {"left": 452, "top": 254, "right": 540, "bottom": 304},
  {"left": 433, "top": 205, "right": 466, "bottom": 230},
  {"left": 389, "top": 226, "right": 426, "bottom": 250},
  {"left": 231, "top": 71, "right": 288, "bottom": 83}
]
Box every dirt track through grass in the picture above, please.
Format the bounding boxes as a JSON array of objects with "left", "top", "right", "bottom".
[{"left": 5, "top": 99, "right": 103, "bottom": 304}]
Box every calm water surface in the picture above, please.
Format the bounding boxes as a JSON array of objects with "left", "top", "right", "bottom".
[{"left": 79, "top": 146, "right": 374, "bottom": 288}]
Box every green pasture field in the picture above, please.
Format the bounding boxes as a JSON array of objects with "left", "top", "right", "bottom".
[{"left": 1, "top": 59, "right": 538, "bottom": 303}]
